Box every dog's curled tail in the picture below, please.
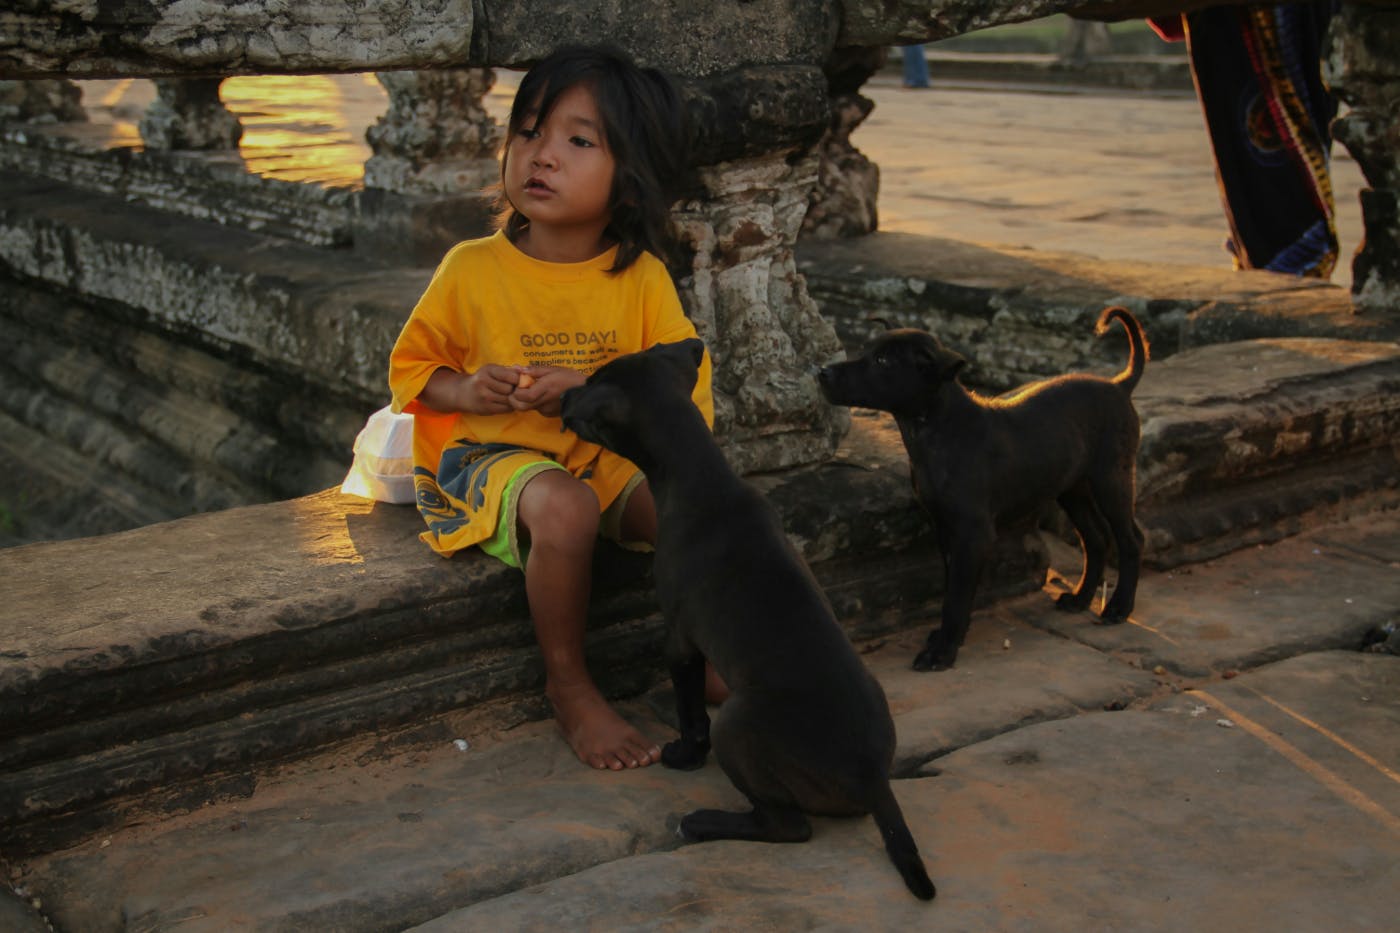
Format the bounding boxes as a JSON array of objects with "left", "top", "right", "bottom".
[
  {"left": 1096, "top": 306, "right": 1150, "bottom": 394},
  {"left": 871, "top": 781, "right": 937, "bottom": 901}
]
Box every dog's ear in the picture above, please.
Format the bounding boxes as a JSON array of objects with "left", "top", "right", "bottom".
[
  {"left": 939, "top": 350, "right": 968, "bottom": 380},
  {"left": 916, "top": 339, "right": 967, "bottom": 382},
  {"left": 679, "top": 337, "right": 706, "bottom": 370},
  {"left": 656, "top": 338, "right": 706, "bottom": 386}
]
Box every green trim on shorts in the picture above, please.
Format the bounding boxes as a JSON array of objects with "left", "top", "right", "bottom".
[
  {"left": 479, "top": 461, "right": 652, "bottom": 570},
  {"left": 479, "top": 461, "right": 565, "bottom": 569}
]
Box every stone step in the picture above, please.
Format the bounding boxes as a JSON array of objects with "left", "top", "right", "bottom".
[
  {"left": 1132, "top": 337, "right": 1400, "bottom": 566},
  {"left": 1, "top": 440, "right": 1030, "bottom": 856},
  {"left": 0, "top": 123, "right": 359, "bottom": 248},
  {"left": 0, "top": 281, "right": 355, "bottom": 530},
  {"left": 0, "top": 277, "right": 369, "bottom": 460},
  {"left": 0, "top": 408, "right": 178, "bottom": 543},
  {"left": 0, "top": 322, "right": 272, "bottom": 512},
  {"left": 11, "top": 510, "right": 1398, "bottom": 932},
  {"left": 798, "top": 231, "right": 1396, "bottom": 393},
  {"left": 2, "top": 331, "right": 1398, "bottom": 855},
  {"left": 800, "top": 231, "right": 1400, "bottom": 567},
  {"left": 2, "top": 173, "right": 1397, "bottom": 867},
  {"left": 0, "top": 169, "right": 421, "bottom": 411}
]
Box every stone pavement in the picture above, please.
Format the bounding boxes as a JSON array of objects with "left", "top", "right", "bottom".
[
  {"left": 6, "top": 510, "right": 1398, "bottom": 931},
  {"left": 853, "top": 67, "right": 1368, "bottom": 293}
]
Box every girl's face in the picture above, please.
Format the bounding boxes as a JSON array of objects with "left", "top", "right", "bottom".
[{"left": 504, "top": 83, "right": 617, "bottom": 242}]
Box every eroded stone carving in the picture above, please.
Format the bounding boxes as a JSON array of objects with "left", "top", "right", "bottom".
[
  {"left": 1, "top": 0, "right": 477, "bottom": 78},
  {"left": 364, "top": 69, "right": 502, "bottom": 195},
  {"left": 0, "top": 78, "right": 84, "bottom": 123},
  {"left": 139, "top": 79, "right": 243, "bottom": 150},
  {"left": 674, "top": 152, "right": 850, "bottom": 473},
  {"left": 1324, "top": 3, "right": 1400, "bottom": 313},
  {"left": 802, "top": 48, "right": 884, "bottom": 240},
  {"left": 838, "top": 0, "right": 1083, "bottom": 46},
  {"left": 801, "top": 92, "right": 879, "bottom": 239}
]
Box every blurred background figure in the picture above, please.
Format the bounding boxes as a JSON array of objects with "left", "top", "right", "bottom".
[
  {"left": 1060, "top": 17, "right": 1113, "bottom": 64},
  {"left": 902, "top": 43, "right": 930, "bottom": 88},
  {"left": 1150, "top": 3, "right": 1340, "bottom": 278}
]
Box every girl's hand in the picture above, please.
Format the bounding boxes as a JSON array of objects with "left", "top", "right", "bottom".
[
  {"left": 461, "top": 364, "right": 527, "bottom": 414},
  {"left": 508, "top": 366, "right": 585, "bottom": 416},
  {"left": 420, "top": 364, "right": 521, "bottom": 415}
]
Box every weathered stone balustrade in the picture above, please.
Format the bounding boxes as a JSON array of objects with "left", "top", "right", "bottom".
[
  {"left": 2, "top": 0, "right": 1398, "bottom": 484},
  {"left": 1325, "top": 2, "right": 1400, "bottom": 311}
]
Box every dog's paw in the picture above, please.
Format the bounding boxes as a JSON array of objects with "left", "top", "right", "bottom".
[
  {"left": 661, "top": 736, "right": 710, "bottom": 771},
  {"left": 1055, "top": 592, "right": 1092, "bottom": 613},
  {"left": 1096, "top": 607, "right": 1130, "bottom": 626},
  {"left": 677, "top": 811, "right": 705, "bottom": 841},
  {"left": 677, "top": 810, "right": 718, "bottom": 842},
  {"left": 912, "top": 647, "right": 956, "bottom": 672}
]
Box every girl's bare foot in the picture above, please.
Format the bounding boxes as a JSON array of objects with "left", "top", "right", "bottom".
[{"left": 548, "top": 681, "right": 661, "bottom": 770}]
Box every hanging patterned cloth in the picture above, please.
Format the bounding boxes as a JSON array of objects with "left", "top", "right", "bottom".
[{"left": 1152, "top": 2, "right": 1340, "bottom": 277}]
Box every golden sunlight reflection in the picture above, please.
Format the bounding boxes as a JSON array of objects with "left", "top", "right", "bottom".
[
  {"left": 220, "top": 74, "right": 381, "bottom": 187},
  {"left": 97, "top": 79, "right": 135, "bottom": 109},
  {"left": 76, "top": 78, "right": 149, "bottom": 147},
  {"left": 75, "top": 72, "right": 522, "bottom": 190},
  {"left": 288, "top": 494, "right": 369, "bottom": 567}
]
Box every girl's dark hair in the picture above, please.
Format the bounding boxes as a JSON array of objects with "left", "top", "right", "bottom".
[{"left": 496, "top": 44, "right": 689, "bottom": 272}]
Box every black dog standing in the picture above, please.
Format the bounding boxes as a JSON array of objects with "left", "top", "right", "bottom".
[
  {"left": 561, "top": 339, "right": 936, "bottom": 901},
  {"left": 819, "top": 307, "right": 1149, "bottom": 672}
]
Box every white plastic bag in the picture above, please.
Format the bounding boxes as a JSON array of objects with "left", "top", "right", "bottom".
[{"left": 340, "top": 406, "right": 416, "bottom": 504}]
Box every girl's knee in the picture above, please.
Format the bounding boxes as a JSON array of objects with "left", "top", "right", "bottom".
[
  {"left": 519, "top": 472, "right": 600, "bottom": 548},
  {"left": 618, "top": 479, "right": 657, "bottom": 545}
]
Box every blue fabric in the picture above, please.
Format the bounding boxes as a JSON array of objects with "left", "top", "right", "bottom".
[
  {"left": 902, "top": 45, "right": 930, "bottom": 88},
  {"left": 1186, "top": 2, "right": 1339, "bottom": 277}
]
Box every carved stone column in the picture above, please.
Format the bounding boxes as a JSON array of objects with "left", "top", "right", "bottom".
[
  {"left": 1059, "top": 18, "right": 1112, "bottom": 65},
  {"left": 358, "top": 68, "right": 502, "bottom": 264},
  {"left": 674, "top": 152, "right": 850, "bottom": 473},
  {"left": 0, "top": 79, "right": 85, "bottom": 123},
  {"left": 1324, "top": 2, "right": 1400, "bottom": 314},
  {"left": 802, "top": 47, "right": 883, "bottom": 241},
  {"left": 364, "top": 68, "right": 502, "bottom": 194},
  {"left": 139, "top": 78, "right": 242, "bottom": 150}
]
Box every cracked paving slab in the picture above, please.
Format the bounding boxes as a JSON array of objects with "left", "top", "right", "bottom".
[
  {"left": 1024, "top": 511, "right": 1400, "bottom": 677},
  {"left": 16, "top": 586, "right": 1165, "bottom": 932},
  {"left": 15, "top": 515, "right": 1400, "bottom": 931},
  {"left": 864, "top": 608, "right": 1160, "bottom": 773},
  {"left": 416, "top": 653, "right": 1398, "bottom": 932}
]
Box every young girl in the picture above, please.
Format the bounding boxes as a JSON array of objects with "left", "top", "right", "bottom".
[{"left": 388, "top": 46, "right": 714, "bottom": 771}]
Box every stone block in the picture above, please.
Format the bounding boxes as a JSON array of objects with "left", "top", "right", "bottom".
[
  {"left": 353, "top": 186, "right": 497, "bottom": 267},
  {"left": 0, "top": 427, "right": 1043, "bottom": 853},
  {"left": 0, "top": 126, "right": 358, "bottom": 247},
  {"left": 1134, "top": 338, "right": 1400, "bottom": 565}
]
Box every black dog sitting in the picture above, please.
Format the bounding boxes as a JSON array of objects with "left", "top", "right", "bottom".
[
  {"left": 560, "top": 339, "right": 935, "bottom": 901},
  {"left": 818, "top": 307, "right": 1149, "bottom": 672}
]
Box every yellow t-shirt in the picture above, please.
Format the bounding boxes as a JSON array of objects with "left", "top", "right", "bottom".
[{"left": 388, "top": 231, "right": 714, "bottom": 556}]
